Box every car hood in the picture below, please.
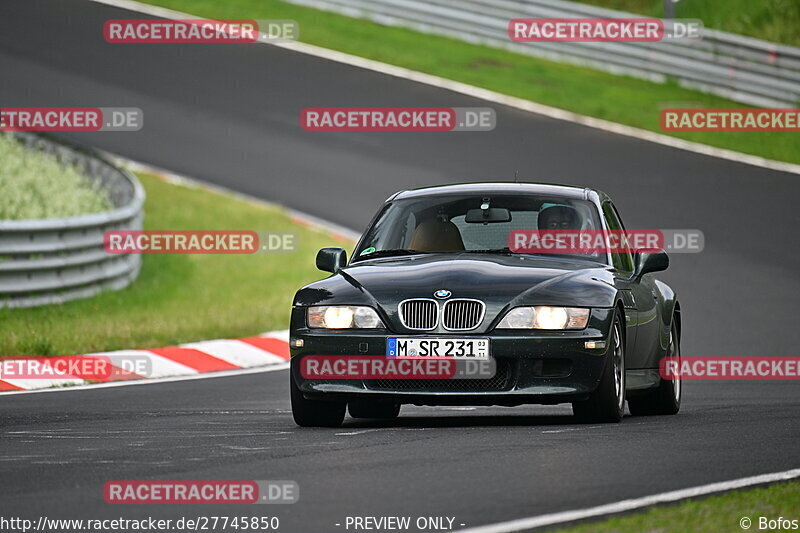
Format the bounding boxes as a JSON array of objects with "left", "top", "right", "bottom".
[{"left": 294, "top": 254, "right": 618, "bottom": 332}]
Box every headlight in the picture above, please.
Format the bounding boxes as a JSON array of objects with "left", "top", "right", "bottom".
[
  {"left": 307, "top": 306, "right": 384, "bottom": 329},
  {"left": 497, "top": 306, "right": 589, "bottom": 330}
]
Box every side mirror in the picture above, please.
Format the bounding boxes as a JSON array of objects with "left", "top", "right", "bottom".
[
  {"left": 316, "top": 247, "right": 347, "bottom": 273},
  {"left": 635, "top": 250, "right": 669, "bottom": 278}
]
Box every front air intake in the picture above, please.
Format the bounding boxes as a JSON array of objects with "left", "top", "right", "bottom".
[
  {"left": 442, "top": 299, "right": 485, "bottom": 331},
  {"left": 398, "top": 299, "right": 438, "bottom": 330}
]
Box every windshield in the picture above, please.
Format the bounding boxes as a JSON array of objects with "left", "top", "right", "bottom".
[{"left": 353, "top": 193, "right": 606, "bottom": 263}]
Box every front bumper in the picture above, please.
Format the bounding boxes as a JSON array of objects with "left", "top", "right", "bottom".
[{"left": 289, "top": 307, "right": 615, "bottom": 406}]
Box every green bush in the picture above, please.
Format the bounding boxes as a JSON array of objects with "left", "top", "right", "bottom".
[{"left": 0, "top": 134, "right": 112, "bottom": 220}]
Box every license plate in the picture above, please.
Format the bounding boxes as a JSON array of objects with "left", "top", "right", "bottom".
[{"left": 387, "top": 338, "right": 490, "bottom": 359}]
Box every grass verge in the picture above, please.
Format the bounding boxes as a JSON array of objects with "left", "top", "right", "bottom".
[
  {"left": 0, "top": 134, "right": 112, "bottom": 220},
  {"left": 0, "top": 172, "right": 351, "bottom": 356},
  {"left": 139, "top": 0, "right": 799, "bottom": 165},
  {"left": 554, "top": 480, "right": 800, "bottom": 533}
]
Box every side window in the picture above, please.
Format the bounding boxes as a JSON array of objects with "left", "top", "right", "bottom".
[{"left": 602, "top": 202, "right": 634, "bottom": 274}]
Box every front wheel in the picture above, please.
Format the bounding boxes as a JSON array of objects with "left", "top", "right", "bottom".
[
  {"left": 628, "top": 318, "right": 681, "bottom": 416},
  {"left": 573, "top": 312, "right": 625, "bottom": 423},
  {"left": 290, "top": 374, "right": 346, "bottom": 427}
]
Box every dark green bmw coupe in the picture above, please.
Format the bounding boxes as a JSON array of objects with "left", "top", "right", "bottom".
[{"left": 289, "top": 183, "right": 681, "bottom": 427}]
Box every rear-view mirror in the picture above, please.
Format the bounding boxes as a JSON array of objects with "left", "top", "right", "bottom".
[{"left": 465, "top": 208, "right": 511, "bottom": 223}]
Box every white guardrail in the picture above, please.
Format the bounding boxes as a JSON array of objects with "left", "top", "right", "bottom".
[
  {"left": 284, "top": 0, "right": 800, "bottom": 107},
  {"left": 0, "top": 133, "right": 144, "bottom": 309}
]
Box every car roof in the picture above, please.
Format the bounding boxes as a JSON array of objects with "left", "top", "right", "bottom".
[{"left": 389, "top": 182, "right": 598, "bottom": 202}]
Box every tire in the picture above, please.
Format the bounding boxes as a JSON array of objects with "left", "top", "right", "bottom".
[
  {"left": 628, "top": 318, "right": 681, "bottom": 416},
  {"left": 290, "top": 374, "right": 346, "bottom": 427},
  {"left": 573, "top": 311, "right": 625, "bottom": 423},
  {"left": 348, "top": 400, "right": 401, "bottom": 419}
]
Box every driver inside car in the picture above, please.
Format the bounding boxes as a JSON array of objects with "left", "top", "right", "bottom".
[{"left": 537, "top": 205, "right": 582, "bottom": 230}]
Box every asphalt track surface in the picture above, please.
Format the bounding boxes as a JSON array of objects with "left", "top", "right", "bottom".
[{"left": 1, "top": 0, "right": 799, "bottom": 530}]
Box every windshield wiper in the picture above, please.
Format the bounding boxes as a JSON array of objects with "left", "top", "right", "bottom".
[
  {"left": 355, "top": 249, "right": 427, "bottom": 259},
  {"left": 462, "top": 248, "right": 516, "bottom": 254},
  {"left": 463, "top": 248, "right": 605, "bottom": 264}
]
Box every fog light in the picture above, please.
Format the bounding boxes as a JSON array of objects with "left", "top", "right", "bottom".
[
  {"left": 585, "top": 340, "right": 606, "bottom": 350},
  {"left": 290, "top": 338, "right": 304, "bottom": 348}
]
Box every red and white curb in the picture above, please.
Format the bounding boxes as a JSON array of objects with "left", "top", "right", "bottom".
[{"left": 0, "top": 330, "right": 290, "bottom": 393}]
